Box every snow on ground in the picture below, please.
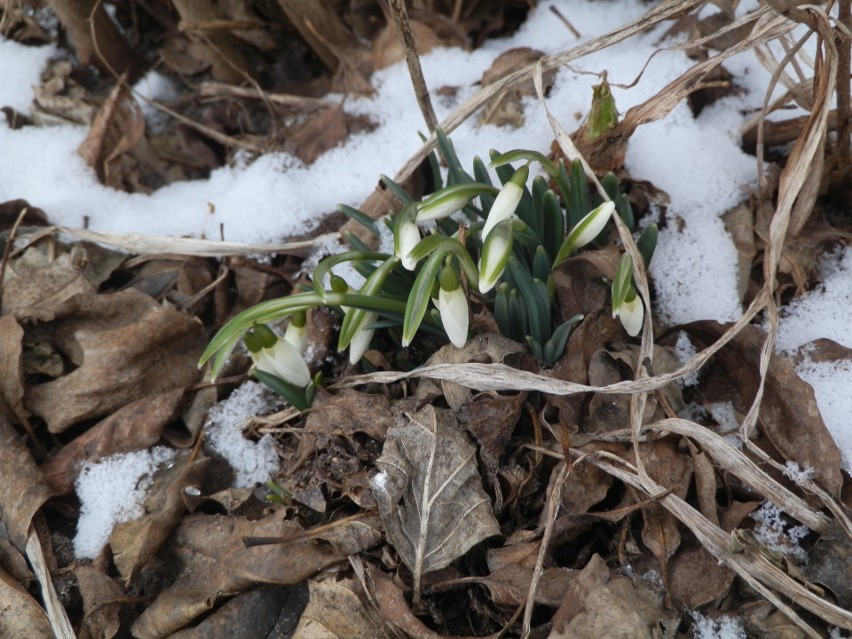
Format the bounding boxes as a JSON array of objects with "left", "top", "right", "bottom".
[{"left": 1, "top": 0, "right": 849, "bottom": 552}]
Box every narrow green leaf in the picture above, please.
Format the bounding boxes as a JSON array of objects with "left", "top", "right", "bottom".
[
  {"left": 532, "top": 245, "right": 551, "bottom": 284},
  {"left": 472, "top": 156, "right": 496, "bottom": 220},
  {"left": 526, "top": 336, "right": 543, "bottom": 361},
  {"left": 637, "top": 223, "right": 658, "bottom": 269},
  {"left": 402, "top": 248, "right": 446, "bottom": 346},
  {"left": 380, "top": 174, "right": 413, "bottom": 205},
  {"left": 253, "top": 369, "right": 311, "bottom": 410},
  {"left": 542, "top": 314, "right": 583, "bottom": 365},
  {"left": 508, "top": 288, "right": 527, "bottom": 343},
  {"left": 507, "top": 257, "right": 548, "bottom": 344},
  {"left": 611, "top": 253, "right": 634, "bottom": 314},
  {"left": 435, "top": 127, "right": 472, "bottom": 183},
  {"left": 494, "top": 283, "right": 511, "bottom": 337},
  {"left": 339, "top": 257, "right": 399, "bottom": 350},
  {"left": 541, "top": 189, "right": 564, "bottom": 262},
  {"left": 338, "top": 204, "right": 379, "bottom": 236},
  {"left": 615, "top": 194, "right": 635, "bottom": 230},
  {"left": 569, "top": 159, "right": 591, "bottom": 220}
]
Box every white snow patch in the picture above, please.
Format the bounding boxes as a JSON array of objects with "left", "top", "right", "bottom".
[
  {"left": 74, "top": 447, "right": 176, "bottom": 559},
  {"left": 691, "top": 612, "right": 747, "bottom": 639},
  {"left": 205, "top": 381, "right": 282, "bottom": 488}
]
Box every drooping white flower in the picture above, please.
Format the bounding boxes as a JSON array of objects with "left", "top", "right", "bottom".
[
  {"left": 613, "top": 288, "right": 644, "bottom": 337},
  {"left": 478, "top": 219, "right": 514, "bottom": 294},
  {"left": 245, "top": 325, "right": 311, "bottom": 387},
  {"left": 436, "top": 267, "right": 469, "bottom": 348},
  {"left": 396, "top": 217, "right": 421, "bottom": 271},
  {"left": 348, "top": 311, "right": 377, "bottom": 364},
  {"left": 481, "top": 164, "right": 528, "bottom": 241},
  {"left": 554, "top": 200, "right": 615, "bottom": 265}
]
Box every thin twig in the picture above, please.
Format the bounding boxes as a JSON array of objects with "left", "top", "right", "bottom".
[
  {"left": 387, "top": 0, "right": 438, "bottom": 132},
  {"left": 0, "top": 205, "right": 28, "bottom": 310}
]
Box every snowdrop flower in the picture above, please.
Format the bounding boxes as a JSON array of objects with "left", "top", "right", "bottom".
[
  {"left": 478, "top": 219, "right": 514, "bottom": 294},
  {"left": 436, "top": 266, "right": 469, "bottom": 348},
  {"left": 283, "top": 311, "right": 308, "bottom": 354},
  {"left": 394, "top": 206, "right": 421, "bottom": 270},
  {"left": 244, "top": 324, "right": 311, "bottom": 387},
  {"left": 554, "top": 201, "right": 615, "bottom": 265},
  {"left": 613, "top": 288, "right": 644, "bottom": 337},
  {"left": 347, "top": 311, "right": 377, "bottom": 364},
  {"left": 415, "top": 182, "right": 497, "bottom": 222},
  {"left": 482, "top": 164, "right": 528, "bottom": 241}
]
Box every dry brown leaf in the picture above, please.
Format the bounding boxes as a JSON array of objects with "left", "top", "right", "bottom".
[
  {"left": 131, "top": 514, "right": 346, "bottom": 638},
  {"left": 0, "top": 316, "right": 26, "bottom": 425},
  {"left": 461, "top": 389, "right": 526, "bottom": 507},
  {"left": 111, "top": 455, "right": 210, "bottom": 585},
  {"left": 372, "top": 405, "right": 500, "bottom": 601},
  {"left": 169, "top": 585, "right": 302, "bottom": 639},
  {"left": 416, "top": 333, "right": 528, "bottom": 411},
  {"left": 41, "top": 388, "right": 186, "bottom": 495},
  {"left": 372, "top": 18, "right": 443, "bottom": 70},
  {"left": 0, "top": 418, "right": 53, "bottom": 551},
  {"left": 480, "top": 564, "right": 578, "bottom": 608},
  {"left": 287, "top": 107, "right": 358, "bottom": 165},
  {"left": 78, "top": 82, "right": 146, "bottom": 191},
  {"left": 668, "top": 537, "right": 734, "bottom": 608},
  {"left": 75, "top": 565, "right": 135, "bottom": 639},
  {"left": 548, "top": 554, "right": 612, "bottom": 633},
  {"left": 26, "top": 288, "right": 205, "bottom": 433},
  {"left": 479, "top": 48, "right": 553, "bottom": 128},
  {"left": 802, "top": 520, "right": 852, "bottom": 610},
  {"left": 548, "top": 575, "right": 670, "bottom": 639},
  {"left": 0, "top": 568, "right": 53, "bottom": 638},
  {"left": 366, "top": 563, "right": 481, "bottom": 639},
  {"left": 292, "top": 578, "right": 394, "bottom": 639},
  {"left": 1, "top": 251, "right": 96, "bottom": 321},
  {"left": 680, "top": 322, "right": 843, "bottom": 495}
]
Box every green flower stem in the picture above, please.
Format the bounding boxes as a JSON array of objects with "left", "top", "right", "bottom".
[
  {"left": 199, "top": 289, "right": 410, "bottom": 379},
  {"left": 407, "top": 235, "right": 480, "bottom": 288},
  {"left": 338, "top": 256, "right": 400, "bottom": 350},
  {"left": 311, "top": 250, "right": 391, "bottom": 299}
]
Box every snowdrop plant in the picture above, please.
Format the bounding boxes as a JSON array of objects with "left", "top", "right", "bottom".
[{"left": 199, "top": 129, "right": 657, "bottom": 404}]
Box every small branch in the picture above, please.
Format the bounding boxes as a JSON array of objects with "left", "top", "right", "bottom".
[
  {"left": 387, "top": 0, "right": 438, "bottom": 132},
  {"left": 836, "top": 0, "right": 851, "bottom": 168}
]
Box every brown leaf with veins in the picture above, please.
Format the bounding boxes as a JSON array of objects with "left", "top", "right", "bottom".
[
  {"left": 26, "top": 288, "right": 204, "bottom": 433},
  {"left": 131, "top": 513, "right": 346, "bottom": 638},
  {"left": 372, "top": 405, "right": 500, "bottom": 602},
  {"left": 42, "top": 388, "right": 186, "bottom": 495}
]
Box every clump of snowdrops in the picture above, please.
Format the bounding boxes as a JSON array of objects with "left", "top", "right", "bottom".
[{"left": 199, "top": 130, "right": 657, "bottom": 408}]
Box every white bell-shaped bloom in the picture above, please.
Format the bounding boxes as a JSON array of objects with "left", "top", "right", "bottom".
[
  {"left": 437, "top": 269, "right": 469, "bottom": 348},
  {"left": 478, "top": 219, "right": 514, "bottom": 294},
  {"left": 555, "top": 201, "right": 615, "bottom": 264},
  {"left": 613, "top": 289, "right": 644, "bottom": 337},
  {"left": 396, "top": 218, "right": 421, "bottom": 271},
  {"left": 348, "top": 312, "right": 377, "bottom": 364},
  {"left": 251, "top": 337, "right": 312, "bottom": 387},
  {"left": 482, "top": 164, "right": 528, "bottom": 241}
]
